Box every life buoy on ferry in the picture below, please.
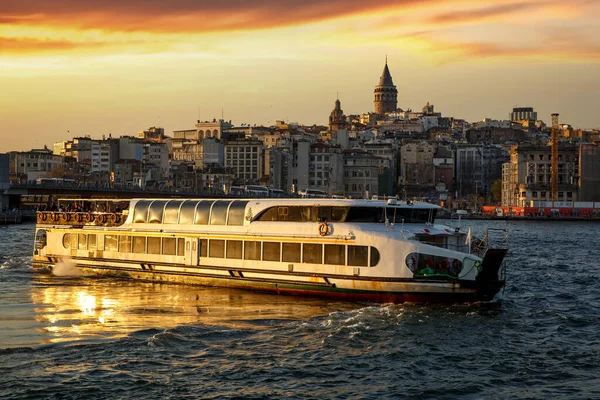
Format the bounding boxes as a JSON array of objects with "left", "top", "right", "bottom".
[
  {"left": 109, "top": 213, "right": 118, "bottom": 224},
  {"left": 74, "top": 213, "right": 83, "bottom": 223},
  {"left": 318, "top": 222, "right": 329, "bottom": 236},
  {"left": 97, "top": 214, "right": 106, "bottom": 224},
  {"left": 38, "top": 212, "right": 46, "bottom": 222},
  {"left": 61, "top": 212, "right": 69, "bottom": 223},
  {"left": 51, "top": 212, "right": 59, "bottom": 222},
  {"left": 84, "top": 213, "right": 93, "bottom": 223}
]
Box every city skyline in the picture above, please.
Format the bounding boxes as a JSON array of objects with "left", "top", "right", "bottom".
[{"left": 2, "top": 0, "right": 600, "bottom": 152}]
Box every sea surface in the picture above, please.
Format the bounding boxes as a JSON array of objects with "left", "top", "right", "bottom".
[{"left": 1, "top": 221, "right": 599, "bottom": 399}]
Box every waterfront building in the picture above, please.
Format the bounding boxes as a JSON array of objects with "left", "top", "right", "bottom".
[
  {"left": 290, "top": 140, "right": 311, "bottom": 193},
  {"left": 267, "top": 147, "right": 292, "bottom": 192},
  {"left": 433, "top": 144, "right": 454, "bottom": 201},
  {"left": 343, "top": 149, "right": 379, "bottom": 198},
  {"left": 202, "top": 138, "right": 224, "bottom": 168},
  {"left": 9, "top": 148, "right": 64, "bottom": 183},
  {"left": 224, "top": 138, "right": 264, "bottom": 184},
  {"left": 364, "top": 138, "right": 398, "bottom": 195},
  {"left": 399, "top": 141, "right": 435, "bottom": 199},
  {"left": 578, "top": 143, "right": 600, "bottom": 201},
  {"left": 501, "top": 143, "right": 579, "bottom": 207},
  {"left": 195, "top": 119, "right": 232, "bottom": 140},
  {"left": 309, "top": 142, "right": 344, "bottom": 195},
  {"left": 510, "top": 107, "right": 537, "bottom": 123},
  {"left": 91, "top": 141, "right": 114, "bottom": 174},
  {"left": 137, "top": 126, "right": 166, "bottom": 142},
  {"left": 374, "top": 59, "right": 398, "bottom": 115},
  {"left": 455, "top": 144, "right": 484, "bottom": 199},
  {"left": 0, "top": 154, "right": 9, "bottom": 210}
]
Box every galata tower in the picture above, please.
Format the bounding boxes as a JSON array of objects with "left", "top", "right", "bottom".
[{"left": 374, "top": 58, "right": 397, "bottom": 115}]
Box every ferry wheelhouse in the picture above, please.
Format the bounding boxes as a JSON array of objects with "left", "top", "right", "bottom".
[{"left": 32, "top": 198, "right": 507, "bottom": 303}]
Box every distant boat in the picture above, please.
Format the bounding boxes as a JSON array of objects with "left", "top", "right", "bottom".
[{"left": 32, "top": 197, "right": 507, "bottom": 303}]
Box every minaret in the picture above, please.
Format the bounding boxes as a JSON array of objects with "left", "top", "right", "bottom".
[
  {"left": 328, "top": 97, "right": 346, "bottom": 133},
  {"left": 374, "top": 57, "right": 398, "bottom": 115}
]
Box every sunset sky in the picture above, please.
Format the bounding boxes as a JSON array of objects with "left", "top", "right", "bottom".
[{"left": 1, "top": 0, "right": 599, "bottom": 152}]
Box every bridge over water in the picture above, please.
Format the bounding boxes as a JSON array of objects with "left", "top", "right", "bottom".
[{"left": 2, "top": 183, "right": 228, "bottom": 210}]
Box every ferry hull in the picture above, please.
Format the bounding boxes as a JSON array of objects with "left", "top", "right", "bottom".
[{"left": 32, "top": 258, "right": 504, "bottom": 304}]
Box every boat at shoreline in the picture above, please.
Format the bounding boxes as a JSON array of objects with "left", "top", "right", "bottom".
[{"left": 32, "top": 198, "right": 507, "bottom": 303}]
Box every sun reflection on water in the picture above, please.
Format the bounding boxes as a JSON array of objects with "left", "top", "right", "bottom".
[{"left": 30, "top": 276, "right": 347, "bottom": 345}]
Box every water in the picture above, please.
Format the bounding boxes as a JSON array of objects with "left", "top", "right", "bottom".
[{"left": 1, "top": 221, "right": 600, "bottom": 399}]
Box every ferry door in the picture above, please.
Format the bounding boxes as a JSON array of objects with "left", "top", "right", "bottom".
[{"left": 185, "top": 238, "right": 199, "bottom": 266}]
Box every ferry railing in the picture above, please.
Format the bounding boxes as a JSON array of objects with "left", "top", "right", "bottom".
[
  {"left": 37, "top": 211, "right": 126, "bottom": 227},
  {"left": 471, "top": 228, "right": 509, "bottom": 257}
]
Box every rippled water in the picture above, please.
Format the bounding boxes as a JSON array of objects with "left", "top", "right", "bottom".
[{"left": 1, "top": 221, "right": 599, "bottom": 399}]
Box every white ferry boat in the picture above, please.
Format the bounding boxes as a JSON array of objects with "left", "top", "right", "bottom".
[{"left": 32, "top": 198, "right": 507, "bottom": 303}]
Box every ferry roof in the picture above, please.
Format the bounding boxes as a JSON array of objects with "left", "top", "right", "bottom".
[{"left": 127, "top": 197, "right": 441, "bottom": 210}]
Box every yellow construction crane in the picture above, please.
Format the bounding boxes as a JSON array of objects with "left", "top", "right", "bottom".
[{"left": 551, "top": 113, "right": 559, "bottom": 203}]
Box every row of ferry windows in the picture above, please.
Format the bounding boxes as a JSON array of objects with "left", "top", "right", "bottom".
[
  {"left": 62, "top": 233, "right": 380, "bottom": 267},
  {"left": 256, "top": 206, "right": 436, "bottom": 224},
  {"left": 63, "top": 233, "right": 185, "bottom": 256},
  {"left": 132, "top": 199, "right": 249, "bottom": 226}
]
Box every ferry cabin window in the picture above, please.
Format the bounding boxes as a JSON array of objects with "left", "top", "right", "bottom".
[
  {"left": 257, "top": 206, "right": 348, "bottom": 222},
  {"left": 228, "top": 201, "right": 248, "bottom": 226},
  {"left": 405, "top": 252, "right": 463, "bottom": 278},
  {"left": 119, "top": 236, "right": 132, "bottom": 253},
  {"left": 148, "top": 201, "right": 167, "bottom": 223},
  {"left": 78, "top": 234, "right": 87, "bottom": 250},
  {"left": 133, "top": 236, "right": 146, "bottom": 253},
  {"left": 244, "top": 241, "right": 261, "bottom": 260},
  {"left": 180, "top": 200, "right": 198, "bottom": 224},
  {"left": 282, "top": 242, "right": 301, "bottom": 262},
  {"left": 105, "top": 234, "right": 118, "bottom": 251},
  {"left": 370, "top": 247, "right": 380, "bottom": 267},
  {"left": 303, "top": 244, "right": 322, "bottom": 264},
  {"left": 133, "top": 200, "right": 152, "bottom": 223},
  {"left": 194, "top": 201, "right": 213, "bottom": 225},
  {"left": 163, "top": 238, "right": 177, "bottom": 255},
  {"left": 344, "top": 207, "right": 437, "bottom": 224},
  {"left": 345, "top": 207, "right": 383, "bottom": 223},
  {"left": 163, "top": 200, "right": 183, "bottom": 224},
  {"left": 210, "top": 200, "right": 230, "bottom": 225},
  {"left": 227, "top": 240, "right": 243, "bottom": 259},
  {"left": 325, "top": 244, "right": 345, "bottom": 265},
  {"left": 263, "top": 242, "right": 281, "bottom": 262},
  {"left": 209, "top": 239, "right": 225, "bottom": 258},
  {"left": 148, "top": 237, "right": 161, "bottom": 254},
  {"left": 200, "top": 239, "right": 208, "bottom": 257},
  {"left": 177, "top": 238, "right": 185, "bottom": 256},
  {"left": 62, "top": 233, "right": 71, "bottom": 249},
  {"left": 88, "top": 234, "right": 97, "bottom": 251},
  {"left": 348, "top": 245, "right": 368, "bottom": 267}
]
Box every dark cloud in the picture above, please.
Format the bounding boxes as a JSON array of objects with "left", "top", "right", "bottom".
[{"left": 0, "top": 0, "right": 430, "bottom": 31}]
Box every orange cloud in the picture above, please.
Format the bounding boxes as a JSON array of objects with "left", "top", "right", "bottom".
[
  {"left": 0, "top": 37, "right": 107, "bottom": 53},
  {"left": 427, "top": 2, "right": 539, "bottom": 25},
  {"left": 392, "top": 30, "right": 600, "bottom": 63}
]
